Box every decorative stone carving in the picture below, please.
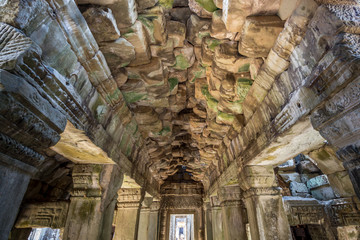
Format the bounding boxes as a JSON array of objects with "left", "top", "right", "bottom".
[
  {"left": 283, "top": 197, "right": 325, "bottom": 226},
  {"left": 71, "top": 164, "right": 103, "bottom": 197},
  {"left": 15, "top": 202, "right": 69, "bottom": 229},
  {"left": 117, "top": 188, "right": 143, "bottom": 208}
]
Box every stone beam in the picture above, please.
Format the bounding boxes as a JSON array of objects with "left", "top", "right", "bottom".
[{"left": 51, "top": 121, "right": 115, "bottom": 164}]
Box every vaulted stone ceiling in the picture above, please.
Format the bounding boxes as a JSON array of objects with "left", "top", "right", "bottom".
[{"left": 75, "top": 0, "right": 288, "bottom": 184}]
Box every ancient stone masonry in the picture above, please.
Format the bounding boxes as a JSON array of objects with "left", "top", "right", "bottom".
[{"left": 0, "top": 0, "right": 360, "bottom": 239}]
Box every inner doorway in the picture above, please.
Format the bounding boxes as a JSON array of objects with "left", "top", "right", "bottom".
[{"left": 169, "top": 214, "right": 194, "bottom": 240}]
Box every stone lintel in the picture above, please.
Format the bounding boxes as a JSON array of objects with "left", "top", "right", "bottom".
[{"left": 15, "top": 201, "right": 69, "bottom": 229}]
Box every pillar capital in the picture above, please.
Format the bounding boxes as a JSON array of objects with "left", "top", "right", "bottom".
[
  {"left": 219, "top": 185, "right": 243, "bottom": 207},
  {"left": 150, "top": 200, "right": 161, "bottom": 211},
  {"left": 71, "top": 164, "right": 102, "bottom": 197},
  {"left": 210, "top": 195, "right": 221, "bottom": 208},
  {"left": 117, "top": 188, "right": 143, "bottom": 209},
  {"left": 238, "top": 165, "right": 278, "bottom": 192}
]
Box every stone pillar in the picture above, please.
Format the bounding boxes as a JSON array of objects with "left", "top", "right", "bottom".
[
  {"left": 159, "top": 208, "right": 168, "bottom": 240},
  {"left": 239, "top": 165, "right": 292, "bottom": 240},
  {"left": 210, "top": 196, "right": 224, "bottom": 240},
  {"left": 219, "top": 185, "right": 247, "bottom": 240},
  {"left": 203, "top": 200, "right": 213, "bottom": 240},
  {"left": 148, "top": 200, "right": 160, "bottom": 240},
  {"left": 63, "top": 164, "right": 104, "bottom": 240},
  {"left": 137, "top": 196, "right": 152, "bottom": 240},
  {"left": 0, "top": 150, "right": 37, "bottom": 240},
  {"left": 113, "top": 188, "right": 143, "bottom": 240},
  {"left": 337, "top": 147, "right": 360, "bottom": 199}
]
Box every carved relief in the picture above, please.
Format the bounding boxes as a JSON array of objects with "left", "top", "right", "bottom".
[
  {"left": 15, "top": 202, "right": 69, "bottom": 229},
  {"left": 71, "top": 164, "right": 102, "bottom": 197},
  {"left": 311, "top": 78, "right": 360, "bottom": 130}
]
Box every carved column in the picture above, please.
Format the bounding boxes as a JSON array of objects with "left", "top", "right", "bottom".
[
  {"left": 219, "top": 185, "right": 247, "bottom": 240},
  {"left": 239, "top": 165, "right": 292, "bottom": 240},
  {"left": 63, "top": 164, "right": 104, "bottom": 240},
  {"left": 137, "top": 196, "right": 153, "bottom": 240},
  {"left": 148, "top": 199, "right": 160, "bottom": 240},
  {"left": 113, "top": 188, "right": 143, "bottom": 240},
  {"left": 159, "top": 207, "right": 168, "bottom": 240},
  {"left": 203, "top": 200, "right": 213, "bottom": 240},
  {"left": 210, "top": 195, "right": 224, "bottom": 240}
]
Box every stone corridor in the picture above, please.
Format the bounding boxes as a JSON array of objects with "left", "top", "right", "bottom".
[{"left": 0, "top": 0, "right": 359, "bottom": 239}]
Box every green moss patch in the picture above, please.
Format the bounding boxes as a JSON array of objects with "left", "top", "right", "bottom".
[
  {"left": 168, "top": 77, "right": 179, "bottom": 91},
  {"left": 238, "top": 63, "right": 250, "bottom": 72},
  {"left": 122, "top": 92, "right": 147, "bottom": 103},
  {"left": 159, "top": 0, "right": 174, "bottom": 8},
  {"left": 174, "top": 54, "right": 190, "bottom": 70},
  {"left": 195, "top": 0, "right": 217, "bottom": 12}
]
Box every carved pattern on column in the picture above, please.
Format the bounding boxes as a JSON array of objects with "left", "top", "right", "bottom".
[
  {"left": 283, "top": 197, "right": 360, "bottom": 227},
  {"left": 15, "top": 202, "right": 69, "bottom": 229},
  {"left": 117, "top": 188, "right": 142, "bottom": 209},
  {"left": 71, "top": 165, "right": 102, "bottom": 197},
  {"left": 330, "top": 198, "right": 360, "bottom": 226},
  {"left": 0, "top": 132, "right": 44, "bottom": 167},
  {"left": 243, "top": 187, "right": 281, "bottom": 198},
  {"left": 219, "top": 185, "right": 243, "bottom": 207}
]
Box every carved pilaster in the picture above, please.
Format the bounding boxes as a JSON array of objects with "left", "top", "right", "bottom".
[
  {"left": 117, "top": 188, "right": 143, "bottom": 209},
  {"left": 63, "top": 164, "right": 105, "bottom": 240},
  {"left": 71, "top": 164, "right": 102, "bottom": 198},
  {"left": 239, "top": 165, "right": 292, "bottom": 240},
  {"left": 218, "top": 185, "right": 247, "bottom": 240}
]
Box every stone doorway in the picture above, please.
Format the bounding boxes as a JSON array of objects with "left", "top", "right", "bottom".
[{"left": 169, "top": 214, "right": 194, "bottom": 240}]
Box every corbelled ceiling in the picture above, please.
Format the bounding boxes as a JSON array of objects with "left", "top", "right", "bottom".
[{"left": 77, "top": 0, "right": 287, "bottom": 184}]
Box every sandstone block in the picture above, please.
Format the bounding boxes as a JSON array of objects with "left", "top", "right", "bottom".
[
  {"left": 210, "top": 10, "right": 236, "bottom": 40},
  {"left": 238, "top": 16, "right": 284, "bottom": 58},
  {"left": 150, "top": 40, "right": 176, "bottom": 66},
  {"left": 187, "top": 14, "right": 211, "bottom": 46},
  {"left": 121, "top": 21, "right": 151, "bottom": 66},
  {"left": 138, "top": 7, "right": 167, "bottom": 45},
  {"left": 170, "top": 7, "right": 192, "bottom": 24},
  {"left": 214, "top": 41, "right": 254, "bottom": 73},
  {"left": 100, "top": 38, "right": 135, "bottom": 70},
  {"left": 188, "top": 0, "right": 217, "bottom": 19},
  {"left": 82, "top": 7, "right": 120, "bottom": 43},
  {"left": 167, "top": 21, "right": 186, "bottom": 48},
  {"left": 173, "top": 42, "right": 195, "bottom": 70},
  {"left": 136, "top": 0, "right": 159, "bottom": 10},
  {"left": 222, "top": 0, "right": 280, "bottom": 32},
  {"left": 78, "top": 0, "right": 138, "bottom": 28},
  {"left": 278, "top": 0, "right": 301, "bottom": 20}
]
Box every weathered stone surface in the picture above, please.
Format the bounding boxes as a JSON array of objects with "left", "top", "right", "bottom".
[
  {"left": 78, "top": 0, "right": 138, "bottom": 28},
  {"left": 82, "top": 7, "right": 120, "bottom": 43},
  {"left": 169, "top": 7, "right": 192, "bottom": 24},
  {"left": 167, "top": 21, "right": 186, "bottom": 48},
  {"left": 278, "top": 0, "right": 301, "bottom": 20},
  {"left": 136, "top": 0, "right": 159, "bottom": 10},
  {"left": 222, "top": 0, "right": 281, "bottom": 32},
  {"left": 51, "top": 122, "right": 115, "bottom": 164},
  {"left": 173, "top": 42, "right": 195, "bottom": 70},
  {"left": 187, "top": 14, "right": 211, "bottom": 46},
  {"left": 100, "top": 38, "right": 135, "bottom": 70},
  {"left": 213, "top": 41, "right": 254, "bottom": 73},
  {"left": 121, "top": 20, "right": 151, "bottom": 66},
  {"left": 238, "top": 16, "right": 284, "bottom": 58},
  {"left": 188, "top": 0, "right": 217, "bottom": 18},
  {"left": 138, "top": 6, "right": 167, "bottom": 45},
  {"left": 210, "top": 10, "right": 236, "bottom": 40}
]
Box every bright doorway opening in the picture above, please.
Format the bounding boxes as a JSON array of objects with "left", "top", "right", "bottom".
[{"left": 169, "top": 214, "right": 194, "bottom": 240}]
